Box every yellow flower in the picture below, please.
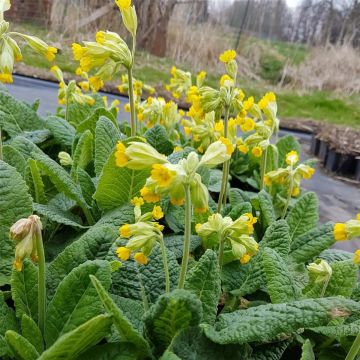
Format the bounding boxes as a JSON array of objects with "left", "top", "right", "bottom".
[
  {"left": 116, "top": 246, "right": 131, "bottom": 261},
  {"left": 286, "top": 151, "right": 299, "bottom": 166},
  {"left": 72, "top": 43, "right": 84, "bottom": 60},
  {"left": 154, "top": 223, "right": 164, "bottom": 231},
  {"left": 184, "top": 127, "right": 191, "bottom": 136},
  {"left": 220, "top": 74, "right": 233, "bottom": 87},
  {"left": 357, "top": 214, "right": 360, "bottom": 221},
  {"left": 115, "top": 0, "right": 131, "bottom": 10},
  {"left": 219, "top": 137, "right": 234, "bottom": 155},
  {"left": 0, "top": 73, "right": 13, "bottom": 83},
  {"left": 237, "top": 144, "right": 249, "bottom": 154},
  {"left": 96, "top": 31, "right": 105, "bottom": 44},
  {"left": 80, "top": 56, "right": 92, "bottom": 72},
  {"left": 131, "top": 197, "right": 144, "bottom": 207},
  {"left": 151, "top": 164, "right": 176, "bottom": 188},
  {"left": 44, "top": 46, "right": 57, "bottom": 61},
  {"left": 240, "top": 118, "right": 255, "bottom": 132},
  {"left": 13, "top": 260, "right": 23, "bottom": 271},
  {"left": 302, "top": 167, "right": 315, "bottom": 179},
  {"left": 240, "top": 254, "right": 251, "bottom": 264},
  {"left": 170, "top": 197, "right": 185, "bottom": 206},
  {"left": 333, "top": 223, "right": 347, "bottom": 241},
  {"left": 194, "top": 207, "right": 207, "bottom": 214},
  {"left": 152, "top": 206, "right": 164, "bottom": 220},
  {"left": 115, "top": 142, "right": 129, "bottom": 167},
  {"left": 291, "top": 186, "right": 300, "bottom": 197},
  {"left": 141, "top": 187, "right": 161, "bottom": 203},
  {"left": 219, "top": 49, "right": 237, "bottom": 63},
  {"left": 243, "top": 97, "right": 254, "bottom": 111},
  {"left": 134, "top": 252, "right": 148, "bottom": 265},
  {"left": 264, "top": 175, "right": 272, "bottom": 186},
  {"left": 243, "top": 213, "right": 257, "bottom": 234},
  {"left": 120, "top": 224, "right": 132, "bottom": 238},
  {"left": 124, "top": 103, "right": 131, "bottom": 112},
  {"left": 89, "top": 76, "right": 104, "bottom": 92},
  {"left": 173, "top": 146, "right": 183, "bottom": 153},
  {"left": 252, "top": 146, "right": 262, "bottom": 158},
  {"left": 354, "top": 250, "right": 360, "bottom": 265},
  {"left": 170, "top": 66, "right": 177, "bottom": 76},
  {"left": 78, "top": 81, "right": 90, "bottom": 92},
  {"left": 214, "top": 121, "right": 224, "bottom": 133},
  {"left": 195, "top": 223, "right": 202, "bottom": 233}
]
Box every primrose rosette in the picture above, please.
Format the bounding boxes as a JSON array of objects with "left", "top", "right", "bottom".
[{"left": 0, "top": 0, "right": 360, "bottom": 359}]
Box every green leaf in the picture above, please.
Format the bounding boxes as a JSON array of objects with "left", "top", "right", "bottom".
[
  {"left": 309, "top": 319, "right": 360, "bottom": 338},
  {"left": 32, "top": 151, "right": 88, "bottom": 211},
  {"left": 39, "top": 314, "right": 112, "bottom": 360},
  {"left": 28, "top": 159, "right": 47, "bottom": 204},
  {"left": 286, "top": 192, "right": 318, "bottom": 242},
  {"left": 261, "top": 220, "right": 291, "bottom": 257},
  {"left": 160, "top": 351, "right": 182, "bottom": 360},
  {"left": 21, "top": 314, "right": 43, "bottom": 354},
  {"left": 11, "top": 260, "right": 38, "bottom": 322},
  {"left": 144, "top": 125, "right": 173, "bottom": 156},
  {"left": 94, "top": 116, "right": 121, "bottom": 176},
  {"left": 276, "top": 135, "right": 301, "bottom": 168},
  {"left": 164, "top": 234, "right": 201, "bottom": 259},
  {"left": 111, "top": 295, "right": 144, "bottom": 333},
  {"left": 208, "top": 169, "right": 222, "bottom": 193},
  {"left": 258, "top": 190, "right": 276, "bottom": 229},
  {"left": 184, "top": 250, "right": 221, "bottom": 324},
  {"left": 229, "top": 188, "right": 251, "bottom": 205},
  {"left": 77, "top": 108, "right": 117, "bottom": 134},
  {"left": 45, "top": 260, "right": 112, "bottom": 346},
  {"left": 325, "top": 260, "right": 358, "bottom": 297},
  {"left": 144, "top": 289, "right": 203, "bottom": 353},
  {"left": 300, "top": 339, "right": 315, "bottom": 360},
  {"left": 77, "top": 343, "right": 139, "bottom": 360},
  {"left": 265, "top": 144, "right": 279, "bottom": 172},
  {"left": 45, "top": 115, "right": 75, "bottom": 149},
  {"left": 0, "top": 91, "right": 44, "bottom": 136},
  {"left": 249, "top": 341, "right": 290, "bottom": 360},
  {"left": 170, "top": 326, "right": 252, "bottom": 360},
  {"left": 319, "top": 249, "right": 353, "bottom": 263},
  {"left": 90, "top": 275, "right": 151, "bottom": 357},
  {"left": 230, "top": 221, "right": 291, "bottom": 296},
  {"left": 47, "top": 226, "right": 117, "bottom": 299},
  {"left": 77, "top": 167, "right": 96, "bottom": 206},
  {"left": 262, "top": 248, "right": 300, "bottom": 303},
  {"left": 290, "top": 223, "right": 334, "bottom": 263},
  {"left": 71, "top": 130, "right": 93, "bottom": 176},
  {"left": 10, "top": 136, "right": 43, "bottom": 160},
  {"left": 34, "top": 203, "right": 86, "bottom": 229},
  {"left": 0, "top": 161, "right": 33, "bottom": 284},
  {"left": 94, "top": 150, "right": 149, "bottom": 210},
  {"left": 203, "top": 297, "right": 360, "bottom": 344},
  {"left": 227, "top": 202, "right": 252, "bottom": 221},
  {"left": 5, "top": 330, "right": 39, "bottom": 360},
  {"left": 94, "top": 204, "right": 134, "bottom": 228},
  {"left": 0, "top": 292, "right": 19, "bottom": 336},
  {"left": 2, "top": 145, "right": 27, "bottom": 176}
]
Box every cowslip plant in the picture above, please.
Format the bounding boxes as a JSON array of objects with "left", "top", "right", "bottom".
[{"left": 0, "top": 1, "right": 360, "bottom": 359}]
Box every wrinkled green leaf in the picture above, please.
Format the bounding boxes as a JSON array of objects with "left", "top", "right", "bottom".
[
  {"left": 286, "top": 192, "right": 318, "bottom": 242},
  {"left": 21, "top": 314, "right": 43, "bottom": 354},
  {"left": 185, "top": 250, "right": 221, "bottom": 324},
  {"left": 45, "top": 260, "right": 111, "bottom": 346},
  {"left": 164, "top": 234, "right": 201, "bottom": 259},
  {"left": 45, "top": 115, "right": 76, "bottom": 149},
  {"left": 5, "top": 330, "right": 39, "bottom": 360},
  {"left": 0, "top": 161, "right": 33, "bottom": 284},
  {"left": 144, "top": 125, "right": 173, "bottom": 156},
  {"left": 258, "top": 190, "right": 276, "bottom": 229},
  {"left": 2, "top": 145, "right": 26, "bottom": 176},
  {"left": 300, "top": 339, "right": 315, "bottom": 360}
]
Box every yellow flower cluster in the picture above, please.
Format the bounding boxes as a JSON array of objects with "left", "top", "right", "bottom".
[
  {"left": 116, "top": 197, "right": 165, "bottom": 265},
  {"left": 333, "top": 213, "right": 360, "bottom": 241}
]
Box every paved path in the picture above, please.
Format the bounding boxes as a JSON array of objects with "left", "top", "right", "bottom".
[{"left": 5, "top": 75, "right": 360, "bottom": 251}]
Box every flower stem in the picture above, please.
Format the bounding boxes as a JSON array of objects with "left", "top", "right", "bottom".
[
  {"left": 82, "top": 206, "right": 95, "bottom": 226},
  {"left": 281, "top": 170, "right": 294, "bottom": 219},
  {"left": 65, "top": 91, "right": 70, "bottom": 123},
  {"left": 0, "top": 127, "right": 3, "bottom": 161},
  {"left": 159, "top": 236, "right": 170, "bottom": 293},
  {"left": 260, "top": 146, "right": 268, "bottom": 190},
  {"left": 137, "top": 268, "right": 149, "bottom": 312},
  {"left": 128, "top": 67, "right": 136, "bottom": 136},
  {"left": 217, "top": 106, "right": 230, "bottom": 213},
  {"left": 345, "top": 332, "right": 360, "bottom": 360},
  {"left": 178, "top": 184, "right": 192, "bottom": 289},
  {"left": 35, "top": 227, "right": 46, "bottom": 336},
  {"left": 218, "top": 235, "right": 225, "bottom": 270}
]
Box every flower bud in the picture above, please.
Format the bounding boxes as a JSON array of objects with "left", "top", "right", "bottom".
[
  {"left": 121, "top": 6, "right": 138, "bottom": 38},
  {"left": 0, "top": 20, "right": 9, "bottom": 36},
  {"left": 199, "top": 140, "right": 231, "bottom": 168},
  {"left": 58, "top": 152, "right": 73, "bottom": 166},
  {"left": 307, "top": 259, "right": 332, "bottom": 283},
  {"left": 225, "top": 59, "right": 238, "bottom": 79},
  {"left": 10, "top": 215, "right": 43, "bottom": 271}
]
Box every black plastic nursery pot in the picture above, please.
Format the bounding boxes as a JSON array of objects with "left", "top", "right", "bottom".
[
  {"left": 356, "top": 157, "right": 360, "bottom": 181},
  {"left": 325, "top": 150, "right": 356, "bottom": 175},
  {"left": 310, "top": 135, "right": 320, "bottom": 156},
  {"left": 318, "top": 140, "right": 329, "bottom": 164}
]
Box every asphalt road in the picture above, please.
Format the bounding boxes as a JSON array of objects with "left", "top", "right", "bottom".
[{"left": 5, "top": 75, "right": 360, "bottom": 251}]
